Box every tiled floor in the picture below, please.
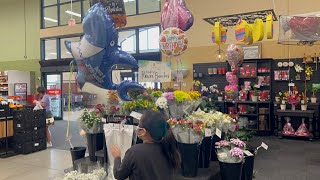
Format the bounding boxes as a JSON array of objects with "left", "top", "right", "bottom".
[{"left": 0, "top": 149, "right": 71, "bottom": 180}]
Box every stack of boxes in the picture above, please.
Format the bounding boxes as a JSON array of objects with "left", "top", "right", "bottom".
[{"left": 13, "top": 108, "right": 46, "bottom": 154}]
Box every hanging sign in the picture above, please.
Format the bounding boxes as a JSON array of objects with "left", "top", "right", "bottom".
[
  {"left": 138, "top": 61, "right": 172, "bottom": 83},
  {"left": 46, "top": 89, "right": 62, "bottom": 95}
]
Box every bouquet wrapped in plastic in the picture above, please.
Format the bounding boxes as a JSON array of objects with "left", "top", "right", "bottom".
[
  {"left": 164, "top": 91, "right": 202, "bottom": 120},
  {"left": 295, "top": 118, "right": 310, "bottom": 137},
  {"left": 282, "top": 117, "right": 295, "bottom": 135},
  {"left": 79, "top": 109, "right": 103, "bottom": 134},
  {"left": 215, "top": 139, "right": 245, "bottom": 163},
  {"left": 167, "top": 118, "right": 204, "bottom": 144},
  {"left": 279, "top": 13, "right": 320, "bottom": 44}
]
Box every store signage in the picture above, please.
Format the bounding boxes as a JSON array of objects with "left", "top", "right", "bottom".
[
  {"left": 46, "top": 89, "right": 61, "bottom": 95},
  {"left": 90, "top": 0, "right": 125, "bottom": 14},
  {"left": 138, "top": 61, "right": 172, "bottom": 82}
]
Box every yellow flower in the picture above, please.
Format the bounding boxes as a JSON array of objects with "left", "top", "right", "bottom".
[
  {"left": 174, "top": 90, "right": 192, "bottom": 102},
  {"left": 188, "top": 91, "right": 201, "bottom": 100}
]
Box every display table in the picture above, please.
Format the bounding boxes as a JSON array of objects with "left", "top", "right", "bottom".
[
  {"left": 277, "top": 109, "right": 315, "bottom": 140},
  {"left": 65, "top": 159, "right": 221, "bottom": 180}
]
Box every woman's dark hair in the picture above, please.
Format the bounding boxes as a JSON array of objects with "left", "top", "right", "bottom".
[
  {"left": 140, "top": 110, "right": 181, "bottom": 169},
  {"left": 37, "top": 86, "right": 46, "bottom": 94}
]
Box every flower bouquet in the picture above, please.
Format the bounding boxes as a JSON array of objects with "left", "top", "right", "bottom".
[
  {"left": 225, "top": 85, "right": 237, "bottom": 100},
  {"left": 168, "top": 118, "right": 204, "bottom": 177},
  {"left": 165, "top": 90, "right": 202, "bottom": 120},
  {"left": 58, "top": 168, "right": 106, "bottom": 180},
  {"left": 105, "top": 90, "right": 122, "bottom": 115},
  {"left": 79, "top": 109, "right": 103, "bottom": 134},
  {"left": 287, "top": 90, "right": 300, "bottom": 110}
]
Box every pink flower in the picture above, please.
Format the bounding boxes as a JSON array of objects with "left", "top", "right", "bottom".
[
  {"left": 230, "top": 138, "right": 246, "bottom": 148},
  {"left": 164, "top": 92, "right": 175, "bottom": 101},
  {"left": 215, "top": 140, "right": 230, "bottom": 148},
  {"left": 230, "top": 147, "right": 244, "bottom": 158}
]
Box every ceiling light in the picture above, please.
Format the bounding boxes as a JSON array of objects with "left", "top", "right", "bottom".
[
  {"left": 66, "top": 52, "right": 71, "bottom": 54},
  {"left": 44, "top": 17, "right": 58, "bottom": 23},
  {"left": 49, "top": 53, "right": 57, "bottom": 55},
  {"left": 65, "top": 10, "right": 81, "bottom": 17}
]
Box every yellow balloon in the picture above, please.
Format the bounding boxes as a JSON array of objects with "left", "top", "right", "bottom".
[
  {"left": 245, "top": 24, "right": 253, "bottom": 45},
  {"left": 253, "top": 19, "right": 264, "bottom": 41},
  {"left": 266, "top": 14, "right": 274, "bottom": 39}
]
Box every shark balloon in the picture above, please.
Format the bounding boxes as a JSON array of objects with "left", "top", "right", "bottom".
[{"left": 65, "top": 3, "right": 144, "bottom": 101}]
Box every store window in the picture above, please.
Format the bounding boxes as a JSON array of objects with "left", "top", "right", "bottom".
[
  {"left": 83, "top": 0, "right": 91, "bottom": 15},
  {"left": 43, "top": 6, "right": 58, "bottom": 28},
  {"left": 119, "top": 30, "right": 137, "bottom": 54},
  {"left": 60, "top": 37, "right": 81, "bottom": 59},
  {"left": 124, "top": 0, "right": 136, "bottom": 16},
  {"left": 138, "top": 0, "right": 160, "bottom": 14},
  {"left": 60, "top": 1, "right": 82, "bottom": 26},
  {"left": 139, "top": 26, "right": 160, "bottom": 53},
  {"left": 44, "top": 0, "right": 57, "bottom": 6},
  {"left": 44, "top": 39, "right": 57, "bottom": 60}
]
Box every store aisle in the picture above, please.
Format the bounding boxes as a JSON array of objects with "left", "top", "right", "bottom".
[
  {"left": 50, "top": 120, "right": 86, "bottom": 151},
  {"left": 0, "top": 149, "right": 70, "bottom": 180}
]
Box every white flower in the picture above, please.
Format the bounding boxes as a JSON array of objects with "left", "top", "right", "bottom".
[
  {"left": 156, "top": 97, "right": 168, "bottom": 109},
  {"left": 201, "top": 86, "right": 209, "bottom": 92}
]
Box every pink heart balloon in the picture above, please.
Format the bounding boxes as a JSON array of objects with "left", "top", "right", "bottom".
[{"left": 161, "top": 0, "right": 194, "bottom": 31}]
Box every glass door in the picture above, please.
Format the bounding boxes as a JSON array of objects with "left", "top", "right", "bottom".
[{"left": 45, "top": 73, "right": 63, "bottom": 120}]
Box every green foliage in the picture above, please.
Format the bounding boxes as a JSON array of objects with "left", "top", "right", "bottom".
[{"left": 227, "top": 127, "right": 255, "bottom": 142}]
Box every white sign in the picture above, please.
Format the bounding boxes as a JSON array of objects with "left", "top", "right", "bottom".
[
  {"left": 243, "top": 150, "right": 254, "bottom": 156},
  {"left": 261, "top": 142, "right": 268, "bottom": 150},
  {"left": 112, "top": 70, "right": 121, "bottom": 84},
  {"left": 130, "top": 111, "right": 143, "bottom": 120},
  {"left": 216, "top": 128, "right": 222, "bottom": 138},
  {"left": 205, "top": 128, "right": 212, "bottom": 137},
  {"left": 138, "top": 61, "right": 171, "bottom": 82}
]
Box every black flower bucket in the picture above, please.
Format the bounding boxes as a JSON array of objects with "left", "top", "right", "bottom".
[
  {"left": 70, "top": 146, "right": 86, "bottom": 166},
  {"left": 219, "top": 161, "right": 243, "bottom": 180},
  {"left": 177, "top": 142, "right": 200, "bottom": 177},
  {"left": 241, "top": 150, "right": 255, "bottom": 180},
  {"left": 198, "top": 137, "right": 212, "bottom": 168}
]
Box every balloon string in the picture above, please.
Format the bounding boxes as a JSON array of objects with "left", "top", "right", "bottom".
[{"left": 66, "top": 63, "right": 74, "bottom": 140}]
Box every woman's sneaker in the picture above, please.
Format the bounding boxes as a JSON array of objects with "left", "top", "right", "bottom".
[{"left": 47, "top": 142, "right": 53, "bottom": 148}]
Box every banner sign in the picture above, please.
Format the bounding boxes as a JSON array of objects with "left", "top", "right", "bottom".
[{"left": 138, "top": 61, "right": 172, "bottom": 83}]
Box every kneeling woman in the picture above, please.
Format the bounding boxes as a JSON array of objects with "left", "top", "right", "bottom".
[{"left": 111, "top": 110, "right": 181, "bottom": 180}]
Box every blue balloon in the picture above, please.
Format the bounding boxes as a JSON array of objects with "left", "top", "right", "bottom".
[{"left": 65, "top": 3, "right": 144, "bottom": 101}]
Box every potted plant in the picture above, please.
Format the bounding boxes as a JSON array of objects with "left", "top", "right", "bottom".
[
  {"left": 311, "top": 85, "right": 320, "bottom": 103},
  {"left": 79, "top": 109, "right": 103, "bottom": 161},
  {"left": 287, "top": 87, "right": 300, "bottom": 111},
  {"left": 251, "top": 85, "right": 260, "bottom": 102}
]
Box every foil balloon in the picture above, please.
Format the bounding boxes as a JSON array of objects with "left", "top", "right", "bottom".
[
  {"left": 159, "top": 27, "right": 188, "bottom": 57},
  {"left": 227, "top": 44, "right": 244, "bottom": 70},
  {"left": 161, "top": 0, "right": 194, "bottom": 31},
  {"left": 65, "top": 3, "right": 144, "bottom": 101},
  {"left": 289, "top": 16, "right": 320, "bottom": 41},
  {"left": 90, "top": 0, "right": 127, "bottom": 28},
  {"left": 226, "top": 72, "right": 238, "bottom": 86}
]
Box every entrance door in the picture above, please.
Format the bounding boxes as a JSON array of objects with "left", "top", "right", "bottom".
[{"left": 45, "top": 73, "right": 63, "bottom": 120}]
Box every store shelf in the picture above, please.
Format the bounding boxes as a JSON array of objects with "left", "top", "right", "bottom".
[
  {"left": 239, "top": 76, "right": 257, "bottom": 79},
  {"left": 238, "top": 114, "right": 258, "bottom": 116}
]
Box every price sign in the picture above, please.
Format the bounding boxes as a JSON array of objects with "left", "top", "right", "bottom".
[
  {"left": 261, "top": 142, "right": 268, "bottom": 150},
  {"left": 216, "top": 128, "right": 222, "bottom": 138},
  {"left": 130, "top": 111, "right": 142, "bottom": 120},
  {"left": 205, "top": 128, "right": 212, "bottom": 137},
  {"left": 243, "top": 150, "right": 254, "bottom": 156}
]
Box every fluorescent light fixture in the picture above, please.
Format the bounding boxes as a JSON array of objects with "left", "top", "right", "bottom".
[
  {"left": 66, "top": 52, "right": 71, "bottom": 54},
  {"left": 44, "top": 17, "right": 58, "bottom": 23},
  {"left": 49, "top": 53, "right": 57, "bottom": 55},
  {"left": 65, "top": 10, "right": 81, "bottom": 17}
]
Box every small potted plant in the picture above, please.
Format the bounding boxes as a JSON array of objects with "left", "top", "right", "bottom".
[
  {"left": 301, "top": 94, "right": 308, "bottom": 111},
  {"left": 280, "top": 92, "right": 287, "bottom": 110},
  {"left": 251, "top": 84, "right": 260, "bottom": 102},
  {"left": 311, "top": 85, "right": 320, "bottom": 103}
]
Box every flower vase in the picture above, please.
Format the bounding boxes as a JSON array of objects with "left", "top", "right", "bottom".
[
  {"left": 280, "top": 104, "right": 286, "bottom": 110},
  {"left": 86, "top": 132, "right": 104, "bottom": 162},
  {"left": 301, "top": 104, "right": 307, "bottom": 111},
  {"left": 311, "top": 97, "right": 317, "bottom": 103},
  {"left": 275, "top": 97, "right": 280, "bottom": 102},
  {"left": 177, "top": 142, "right": 200, "bottom": 177},
  {"left": 219, "top": 161, "right": 243, "bottom": 180},
  {"left": 241, "top": 150, "right": 255, "bottom": 180},
  {"left": 291, "top": 105, "right": 296, "bottom": 111},
  {"left": 70, "top": 147, "right": 86, "bottom": 167},
  {"left": 198, "top": 137, "right": 212, "bottom": 168},
  {"left": 251, "top": 96, "right": 258, "bottom": 102}
]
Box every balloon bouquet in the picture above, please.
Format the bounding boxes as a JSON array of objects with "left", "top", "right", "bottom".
[
  {"left": 160, "top": 0, "right": 194, "bottom": 84},
  {"left": 224, "top": 44, "right": 244, "bottom": 100},
  {"left": 65, "top": 2, "right": 144, "bottom": 101}
]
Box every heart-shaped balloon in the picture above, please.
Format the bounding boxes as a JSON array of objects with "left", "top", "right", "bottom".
[
  {"left": 227, "top": 44, "right": 244, "bottom": 70},
  {"left": 161, "top": 0, "right": 194, "bottom": 31}
]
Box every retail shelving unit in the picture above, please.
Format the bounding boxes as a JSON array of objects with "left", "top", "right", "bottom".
[{"left": 0, "top": 104, "right": 15, "bottom": 158}]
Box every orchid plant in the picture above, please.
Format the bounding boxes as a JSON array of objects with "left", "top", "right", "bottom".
[{"left": 215, "top": 138, "right": 246, "bottom": 163}]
